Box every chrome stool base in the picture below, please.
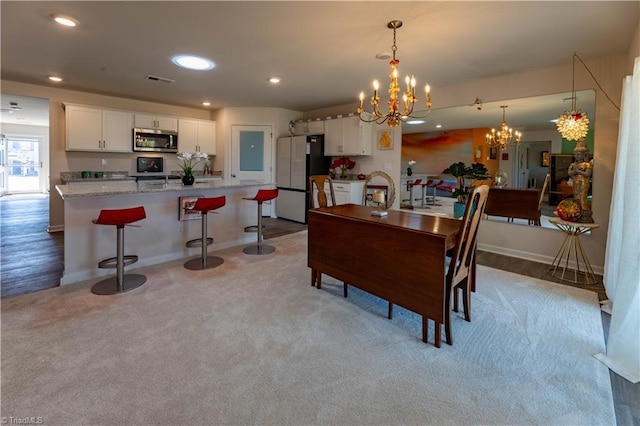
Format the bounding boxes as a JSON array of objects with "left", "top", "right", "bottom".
[
  {"left": 184, "top": 256, "right": 224, "bottom": 270},
  {"left": 91, "top": 274, "right": 146, "bottom": 295},
  {"left": 243, "top": 244, "right": 275, "bottom": 255}
]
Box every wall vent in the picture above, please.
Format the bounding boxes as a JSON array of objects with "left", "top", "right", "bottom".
[{"left": 145, "top": 75, "right": 175, "bottom": 84}]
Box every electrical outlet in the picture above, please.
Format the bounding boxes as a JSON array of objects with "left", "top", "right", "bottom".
[{"left": 101, "top": 158, "right": 107, "bottom": 166}]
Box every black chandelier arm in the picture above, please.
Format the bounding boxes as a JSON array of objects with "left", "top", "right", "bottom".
[{"left": 573, "top": 52, "right": 620, "bottom": 111}]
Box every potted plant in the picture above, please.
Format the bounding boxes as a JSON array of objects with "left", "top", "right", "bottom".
[
  {"left": 177, "top": 152, "right": 209, "bottom": 185},
  {"left": 442, "top": 161, "right": 489, "bottom": 218},
  {"left": 330, "top": 156, "right": 356, "bottom": 180}
]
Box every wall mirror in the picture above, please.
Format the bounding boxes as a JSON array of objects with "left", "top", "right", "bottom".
[{"left": 400, "top": 89, "right": 596, "bottom": 229}]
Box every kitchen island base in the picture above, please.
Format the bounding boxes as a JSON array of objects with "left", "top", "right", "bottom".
[{"left": 57, "top": 181, "right": 272, "bottom": 285}]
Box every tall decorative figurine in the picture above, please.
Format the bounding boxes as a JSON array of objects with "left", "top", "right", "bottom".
[{"left": 567, "top": 139, "right": 594, "bottom": 223}]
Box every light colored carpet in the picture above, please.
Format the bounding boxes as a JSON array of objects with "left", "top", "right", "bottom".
[{"left": 1, "top": 231, "right": 614, "bottom": 425}]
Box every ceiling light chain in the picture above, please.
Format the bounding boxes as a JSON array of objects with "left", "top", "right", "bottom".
[
  {"left": 357, "top": 20, "right": 432, "bottom": 128},
  {"left": 486, "top": 105, "right": 522, "bottom": 150}
]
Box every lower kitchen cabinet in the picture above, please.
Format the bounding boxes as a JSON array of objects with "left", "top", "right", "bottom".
[{"left": 314, "top": 180, "right": 365, "bottom": 206}]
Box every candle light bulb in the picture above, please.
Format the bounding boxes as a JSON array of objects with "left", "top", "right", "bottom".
[
  {"left": 425, "top": 84, "right": 430, "bottom": 94},
  {"left": 373, "top": 80, "right": 379, "bottom": 90}
]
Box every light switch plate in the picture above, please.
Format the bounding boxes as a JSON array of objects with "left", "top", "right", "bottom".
[{"left": 101, "top": 159, "right": 107, "bottom": 166}]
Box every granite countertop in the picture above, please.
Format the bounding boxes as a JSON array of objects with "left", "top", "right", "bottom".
[
  {"left": 60, "top": 170, "right": 223, "bottom": 184},
  {"left": 56, "top": 179, "right": 271, "bottom": 199}
]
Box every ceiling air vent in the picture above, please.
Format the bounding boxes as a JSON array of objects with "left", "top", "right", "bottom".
[{"left": 145, "top": 75, "right": 175, "bottom": 84}]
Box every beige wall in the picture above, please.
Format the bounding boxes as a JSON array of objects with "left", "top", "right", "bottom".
[{"left": 303, "top": 53, "right": 632, "bottom": 272}]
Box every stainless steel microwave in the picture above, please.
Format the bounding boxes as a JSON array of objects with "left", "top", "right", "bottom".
[{"left": 133, "top": 128, "right": 178, "bottom": 153}]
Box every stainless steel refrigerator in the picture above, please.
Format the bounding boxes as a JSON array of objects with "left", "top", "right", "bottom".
[{"left": 276, "top": 134, "right": 331, "bottom": 223}]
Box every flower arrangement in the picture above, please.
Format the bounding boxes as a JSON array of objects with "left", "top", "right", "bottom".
[
  {"left": 177, "top": 152, "right": 209, "bottom": 176},
  {"left": 330, "top": 156, "right": 356, "bottom": 179},
  {"left": 407, "top": 159, "right": 416, "bottom": 176}
]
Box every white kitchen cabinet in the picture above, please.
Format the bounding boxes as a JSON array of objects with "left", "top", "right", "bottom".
[
  {"left": 292, "top": 120, "right": 325, "bottom": 135},
  {"left": 178, "top": 119, "right": 216, "bottom": 154},
  {"left": 324, "top": 115, "right": 372, "bottom": 156},
  {"left": 65, "top": 104, "right": 133, "bottom": 152},
  {"left": 314, "top": 180, "right": 365, "bottom": 206},
  {"left": 134, "top": 113, "right": 178, "bottom": 131}
]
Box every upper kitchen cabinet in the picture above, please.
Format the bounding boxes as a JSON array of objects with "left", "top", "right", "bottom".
[
  {"left": 134, "top": 113, "right": 178, "bottom": 131},
  {"left": 178, "top": 119, "right": 216, "bottom": 155},
  {"left": 292, "top": 120, "right": 325, "bottom": 136},
  {"left": 324, "top": 115, "right": 372, "bottom": 156},
  {"left": 65, "top": 104, "right": 133, "bottom": 152}
]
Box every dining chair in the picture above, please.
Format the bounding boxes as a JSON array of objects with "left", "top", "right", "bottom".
[
  {"left": 531, "top": 173, "right": 551, "bottom": 226},
  {"left": 387, "top": 185, "right": 490, "bottom": 345},
  {"left": 309, "top": 175, "right": 336, "bottom": 208},
  {"left": 308, "top": 175, "right": 347, "bottom": 296}
]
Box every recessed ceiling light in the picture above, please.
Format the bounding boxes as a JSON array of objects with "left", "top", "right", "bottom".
[
  {"left": 269, "top": 77, "right": 281, "bottom": 84},
  {"left": 406, "top": 120, "right": 425, "bottom": 125},
  {"left": 51, "top": 14, "right": 78, "bottom": 27},
  {"left": 171, "top": 55, "right": 215, "bottom": 71},
  {"left": 435, "top": 124, "right": 442, "bottom": 128},
  {"left": 48, "top": 76, "right": 63, "bottom": 82},
  {"left": 376, "top": 52, "right": 392, "bottom": 60},
  {"left": 202, "top": 101, "right": 211, "bottom": 106}
]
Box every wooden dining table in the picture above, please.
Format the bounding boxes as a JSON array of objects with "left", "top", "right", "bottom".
[{"left": 307, "top": 203, "right": 462, "bottom": 347}]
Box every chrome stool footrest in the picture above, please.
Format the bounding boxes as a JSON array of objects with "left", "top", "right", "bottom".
[
  {"left": 98, "top": 255, "right": 138, "bottom": 269},
  {"left": 185, "top": 237, "right": 214, "bottom": 248},
  {"left": 243, "top": 225, "right": 266, "bottom": 232}
]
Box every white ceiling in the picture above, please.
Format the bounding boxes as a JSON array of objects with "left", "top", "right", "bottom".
[{"left": 0, "top": 1, "right": 637, "bottom": 129}]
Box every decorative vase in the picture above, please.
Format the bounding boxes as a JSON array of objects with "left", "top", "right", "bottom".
[
  {"left": 407, "top": 167, "right": 413, "bottom": 176},
  {"left": 453, "top": 201, "right": 466, "bottom": 219},
  {"left": 182, "top": 175, "right": 195, "bottom": 186}
]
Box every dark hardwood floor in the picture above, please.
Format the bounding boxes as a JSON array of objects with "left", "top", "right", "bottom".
[
  {"left": 1, "top": 194, "right": 63, "bottom": 298},
  {"left": 1, "top": 195, "right": 637, "bottom": 423}
]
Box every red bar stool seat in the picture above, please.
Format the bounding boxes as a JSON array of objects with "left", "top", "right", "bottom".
[
  {"left": 91, "top": 206, "right": 146, "bottom": 295},
  {"left": 243, "top": 188, "right": 279, "bottom": 255},
  {"left": 184, "top": 196, "right": 226, "bottom": 270}
]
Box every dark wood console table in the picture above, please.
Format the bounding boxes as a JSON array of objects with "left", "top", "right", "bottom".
[
  {"left": 484, "top": 187, "right": 542, "bottom": 225},
  {"left": 307, "top": 204, "right": 461, "bottom": 347}
]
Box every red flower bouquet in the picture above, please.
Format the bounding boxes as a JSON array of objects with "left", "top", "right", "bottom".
[{"left": 330, "top": 156, "right": 356, "bottom": 179}]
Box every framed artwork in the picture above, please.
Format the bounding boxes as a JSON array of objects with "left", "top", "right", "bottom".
[
  {"left": 541, "top": 151, "right": 550, "bottom": 167},
  {"left": 179, "top": 196, "right": 202, "bottom": 221},
  {"left": 377, "top": 129, "right": 394, "bottom": 150},
  {"left": 502, "top": 152, "right": 509, "bottom": 161},
  {"left": 489, "top": 146, "right": 498, "bottom": 160}
]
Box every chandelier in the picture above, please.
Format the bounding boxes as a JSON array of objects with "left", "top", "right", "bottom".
[
  {"left": 556, "top": 53, "right": 590, "bottom": 141},
  {"left": 486, "top": 105, "right": 522, "bottom": 150},
  {"left": 357, "top": 20, "right": 432, "bottom": 128}
]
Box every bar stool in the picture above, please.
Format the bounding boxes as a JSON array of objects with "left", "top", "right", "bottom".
[
  {"left": 91, "top": 206, "right": 146, "bottom": 295},
  {"left": 424, "top": 179, "right": 443, "bottom": 207},
  {"left": 407, "top": 179, "right": 422, "bottom": 208},
  {"left": 243, "top": 188, "right": 279, "bottom": 255},
  {"left": 184, "top": 196, "right": 226, "bottom": 270}
]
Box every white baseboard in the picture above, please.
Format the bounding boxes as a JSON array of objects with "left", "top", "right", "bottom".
[
  {"left": 47, "top": 225, "right": 64, "bottom": 233},
  {"left": 477, "top": 242, "right": 604, "bottom": 276}
]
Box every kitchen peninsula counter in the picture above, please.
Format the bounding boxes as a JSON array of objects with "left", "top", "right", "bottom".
[
  {"left": 56, "top": 179, "right": 264, "bottom": 199},
  {"left": 56, "top": 180, "right": 274, "bottom": 285}
]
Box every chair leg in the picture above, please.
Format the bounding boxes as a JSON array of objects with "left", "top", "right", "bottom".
[
  {"left": 388, "top": 302, "right": 393, "bottom": 319},
  {"left": 343, "top": 282, "right": 348, "bottom": 298},
  {"left": 311, "top": 269, "right": 317, "bottom": 287},
  {"left": 316, "top": 272, "right": 322, "bottom": 289}
]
